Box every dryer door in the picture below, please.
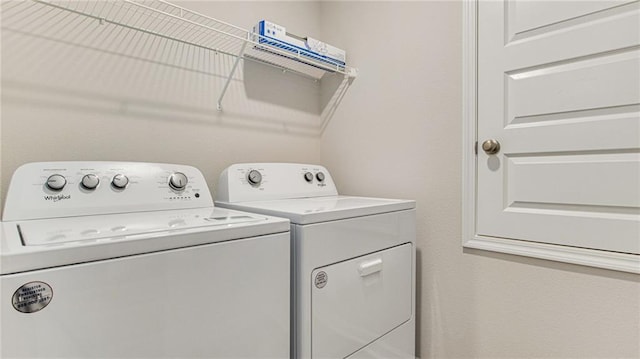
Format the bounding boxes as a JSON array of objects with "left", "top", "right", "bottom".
[{"left": 311, "top": 243, "right": 412, "bottom": 358}]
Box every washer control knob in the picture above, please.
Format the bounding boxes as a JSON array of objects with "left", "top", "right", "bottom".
[
  {"left": 111, "top": 174, "right": 129, "bottom": 189},
  {"left": 304, "top": 172, "right": 314, "bottom": 182},
  {"left": 247, "top": 170, "right": 262, "bottom": 186},
  {"left": 81, "top": 174, "right": 100, "bottom": 190},
  {"left": 315, "top": 172, "right": 325, "bottom": 182},
  {"left": 46, "top": 174, "right": 67, "bottom": 191},
  {"left": 169, "top": 172, "right": 188, "bottom": 191}
]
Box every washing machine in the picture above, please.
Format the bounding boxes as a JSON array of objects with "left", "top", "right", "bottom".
[
  {"left": 0, "top": 161, "right": 290, "bottom": 358},
  {"left": 216, "top": 163, "right": 416, "bottom": 359}
]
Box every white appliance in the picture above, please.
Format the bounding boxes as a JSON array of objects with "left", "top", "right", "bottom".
[
  {"left": 0, "top": 161, "right": 290, "bottom": 358},
  {"left": 216, "top": 163, "right": 416, "bottom": 358}
]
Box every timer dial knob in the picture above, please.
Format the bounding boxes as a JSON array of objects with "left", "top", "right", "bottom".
[
  {"left": 46, "top": 174, "right": 67, "bottom": 191},
  {"left": 111, "top": 174, "right": 129, "bottom": 189},
  {"left": 304, "top": 172, "right": 314, "bottom": 182},
  {"left": 315, "top": 172, "right": 325, "bottom": 182},
  {"left": 169, "top": 172, "right": 188, "bottom": 191},
  {"left": 81, "top": 174, "right": 100, "bottom": 190},
  {"left": 247, "top": 170, "right": 262, "bottom": 186}
]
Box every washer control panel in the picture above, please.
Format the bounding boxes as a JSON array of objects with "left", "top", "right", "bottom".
[
  {"left": 2, "top": 162, "right": 213, "bottom": 221},
  {"left": 216, "top": 163, "right": 338, "bottom": 203}
]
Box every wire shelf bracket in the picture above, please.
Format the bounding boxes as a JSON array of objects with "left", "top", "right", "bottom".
[{"left": 217, "top": 37, "right": 248, "bottom": 111}]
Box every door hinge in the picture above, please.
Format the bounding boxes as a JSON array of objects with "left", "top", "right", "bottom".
[{"left": 474, "top": 141, "right": 478, "bottom": 155}]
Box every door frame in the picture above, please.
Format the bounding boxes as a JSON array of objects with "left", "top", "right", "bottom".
[{"left": 461, "top": 0, "right": 639, "bottom": 273}]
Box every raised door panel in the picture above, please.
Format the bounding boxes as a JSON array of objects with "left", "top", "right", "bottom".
[{"left": 506, "top": 0, "right": 633, "bottom": 42}]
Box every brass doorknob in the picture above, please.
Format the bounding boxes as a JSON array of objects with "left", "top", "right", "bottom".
[{"left": 482, "top": 139, "right": 500, "bottom": 155}]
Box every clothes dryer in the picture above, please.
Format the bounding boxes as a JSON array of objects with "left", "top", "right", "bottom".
[
  {"left": 1, "top": 162, "right": 290, "bottom": 358},
  {"left": 216, "top": 163, "right": 416, "bottom": 358}
]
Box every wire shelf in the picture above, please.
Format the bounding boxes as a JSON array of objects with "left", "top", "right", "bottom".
[{"left": 2, "top": 0, "right": 357, "bottom": 110}]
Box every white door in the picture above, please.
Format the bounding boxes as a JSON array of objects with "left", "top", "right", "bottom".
[{"left": 475, "top": 1, "right": 640, "bottom": 256}]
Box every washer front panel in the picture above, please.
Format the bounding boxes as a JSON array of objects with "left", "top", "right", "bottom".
[{"left": 1, "top": 233, "right": 290, "bottom": 358}]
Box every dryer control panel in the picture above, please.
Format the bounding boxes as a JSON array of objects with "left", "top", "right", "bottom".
[
  {"left": 2, "top": 162, "right": 213, "bottom": 221},
  {"left": 217, "top": 163, "right": 338, "bottom": 203}
]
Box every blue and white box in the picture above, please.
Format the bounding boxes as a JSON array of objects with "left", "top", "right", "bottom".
[{"left": 254, "top": 20, "right": 346, "bottom": 67}]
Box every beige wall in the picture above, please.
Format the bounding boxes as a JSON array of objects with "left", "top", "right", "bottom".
[
  {"left": 2, "top": 1, "right": 639, "bottom": 358},
  {"left": 0, "top": 1, "right": 324, "bottom": 212},
  {"left": 319, "top": 1, "right": 640, "bottom": 358}
]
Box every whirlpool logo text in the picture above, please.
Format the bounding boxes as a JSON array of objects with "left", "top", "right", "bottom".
[{"left": 43, "top": 194, "right": 71, "bottom": 202}]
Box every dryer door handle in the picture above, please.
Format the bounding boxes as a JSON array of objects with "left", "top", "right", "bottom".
[{"left": 358, "top": 257, "right": 383, "bottom": 277}]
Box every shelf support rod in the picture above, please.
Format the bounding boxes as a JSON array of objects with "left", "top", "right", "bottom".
[{"left": 217, "top": 39, "right": 249, "bottom": 111}]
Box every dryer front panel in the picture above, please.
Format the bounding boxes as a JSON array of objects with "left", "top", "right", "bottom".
[{"left": 311, "top": 243, "right": 412, "bottom": 358}]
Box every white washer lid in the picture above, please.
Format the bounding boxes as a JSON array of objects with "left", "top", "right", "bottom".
[
  {"left": 216, "top": 195, "right": 415, "bottom": 225},
  {"left": 1, "top": 207, "right": 289, "bottom": 274},
  {"left": 18, "top": 208, "right": 268, "bottom": 246}
]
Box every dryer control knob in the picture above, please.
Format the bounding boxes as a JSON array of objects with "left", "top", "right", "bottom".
[
  {"left": 247, "top": 170, "right": 262, "bottom": 186},
  {"left": 304, "top": 172, "right": 314, "bottom": 182},
  {"left": 315, "top": 172, "right": 325, "bottom": 182},
  {"left": 81, "top": 174, "right": 100, "bottom": 190},
  {"left": 46, "top": 174, "right": 66, "bottom": 191},
  {"left": 169, "top": 172, "right": 188, "bottom": 191},
  {"left": 111, "top": 174, "right": 129, "bottom": 189}
]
